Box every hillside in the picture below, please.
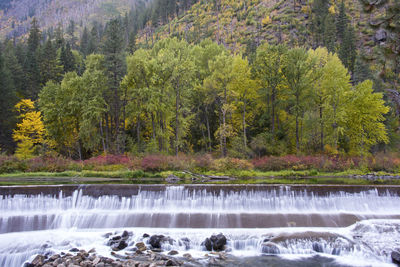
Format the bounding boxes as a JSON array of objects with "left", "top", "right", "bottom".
[
  {"left": 137, "top": 0, "right": 397, "bottom": 74},
  {"left": 0, "top": 0, "right": 150, "bottom": 39}
]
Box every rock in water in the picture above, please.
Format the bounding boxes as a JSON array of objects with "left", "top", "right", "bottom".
[
  {"left": 31, "top": 255, "right": 45, "bottom": 266},
  {"left": 202, "top": 234, "right": 227, "bottom": 251},
  {"left": 149, "top": 235, "right": 165, "bottom": 249},
  {"left": 113, "top": 240, "right": 128, "bottom": 251},
  {"left": 202, "top": 238, "right": 212, "bottom": 251},
  {"left": 261, "top": 243, "right": 280, "bottom": 254},
  {"left": 392, "top": 250, "right": 400, "bottom": 265},
  {"left": 312, "top": 242, "right": 324, "bottom": 253}
]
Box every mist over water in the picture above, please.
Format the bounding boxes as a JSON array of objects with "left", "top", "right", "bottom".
[{"left": 0, "top": 185, "right": 399, "bottom": 267}]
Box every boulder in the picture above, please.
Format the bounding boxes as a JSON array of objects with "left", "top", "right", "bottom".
[
  {"left": 202, "top": 234, "right": 227, "bottom": 251},
  {"left": 168, "top": 250, "right": 179, "bottom": 256},
  {"left": 31, "top": 255, "right": 45, "bottom": 266},
  {"left": 148, "top": 235, "right": 173, "bottom": 249},
  {"left": 392, "top": 250, "right": 400, "bottom": 265},
  {"left": 261, "top": 243, "right": 280, "bottom": 254},
  {"left": 111, "top": 240, "right": 128, "bottom": 251},
  {"left": 135, "top": 242, "right": 147, "bottom": 252},
  {"left": 374, "top": 29, "right": 387, "bottom": 43}
]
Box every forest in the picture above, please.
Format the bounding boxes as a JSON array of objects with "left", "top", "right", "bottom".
[{"left": 0, "top": 0, "right": 399, "bottom": 165}]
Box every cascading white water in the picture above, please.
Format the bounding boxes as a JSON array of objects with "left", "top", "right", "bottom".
[{"left": 0, "top": 185, "right": 400, "bottom": 267}]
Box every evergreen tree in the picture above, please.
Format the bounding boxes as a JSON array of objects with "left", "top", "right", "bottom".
[
  {"left": 39, "top": 39, "right": 63, "bottom": 84},
  {"left": 336, "top": 1, "right": 348, "bottom": 42},
  {"left": 323, "top": 13, "right": 336, "bottom": 53},
  {"left": 60, "top": 43, "right": 76, "bottom": 73},
  {"left": 25, "top": 18, "right": 42, "bottom": 99},
  {"left": 311, "top": 0, "right": 329, "bottom": 46},
  {"left": 339, "top": 25, "right": 357, "bottom": 74},
  {"left": 353, "top": 51, "right": 372, "bottom": 84},
  {"left": 0, "top": 46, "right": 17, "bottom": 153},
  {"left": 80, "top": 27, "right": 89, "bottom": 57},
  {"left": 3, "top": 41, "right": 25, "bottom": 97},
  {"left": 102, "top": 18, "right": 126, "bottom": 153}
]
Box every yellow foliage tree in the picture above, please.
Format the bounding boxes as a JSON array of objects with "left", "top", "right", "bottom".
[
  {"left": 13, "top": 99, "right": 45, "bottom": 159},
  {"left": 262, "top": 16, "right": 272, "bottom": 26}
]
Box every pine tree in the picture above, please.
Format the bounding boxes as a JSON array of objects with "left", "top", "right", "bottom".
[
  {"left": 0, "top": 45, "right": 18, "bottom": 153},
  {"left": 60, "top": 43, "right": 75, "bottom": 73},
  {"left": 311, "top": 0, "right": 329, "bottom": 46},
  {"left": 102, "top": 18, "right": 126, "bottom": 153},
  {"left": 39, "top": 39, "right": 63, "bottom": 84},
  {"left": 336, "top": 1, "right": 348, "bottom": 42},
  {"left": 3, "top": 41, "right": 25, "bottom": 97},
  {"left": 25, "top": 18, "right": 42, "bottom": 99},
  {"left": 80, "top": 27, "right": 89, "bottom": 57},
  {"left": 339, "top": 25, "right": 357, "bottom": 74},
  {"left": 323, "top": 13, "right": 336, "bottom": 53},
  {"left": 353, "top": 51, "right": 372, "bottom": 84}
]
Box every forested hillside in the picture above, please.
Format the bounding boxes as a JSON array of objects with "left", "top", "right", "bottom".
[
  {"left": 0, "top": 0, "right": 151, "bottom": 39},
  {"left": 0, "top": 0, "right": 399, "bottom": 162}
]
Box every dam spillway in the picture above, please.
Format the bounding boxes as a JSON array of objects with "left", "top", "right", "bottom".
[{"left": 0, "top": 185, "right": 400, "bottom": 267}]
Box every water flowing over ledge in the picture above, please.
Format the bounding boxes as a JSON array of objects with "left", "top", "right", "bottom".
[{"left": 1, "top": 185, "right": 400, "bottom": 267}]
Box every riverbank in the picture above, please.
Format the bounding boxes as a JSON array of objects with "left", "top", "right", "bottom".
[{"left": 1, "top": 169, "right": 400, "bottom": 185}]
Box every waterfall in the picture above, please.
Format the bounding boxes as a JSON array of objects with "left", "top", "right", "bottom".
[{"left": 0, "top": 185, "right": 399, "bottom": 267}]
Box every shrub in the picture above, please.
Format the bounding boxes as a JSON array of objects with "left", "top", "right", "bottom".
[
  {"left": 0, "top": 155, "right": 27, "bottom": 173},
  {"left": 26, "top": 156, "right": 72, "bottom": 172},
  {"left": 211, "top": 157, "right": 253, "bottom": 171},
  {"left": 141, "top": 155, "right": 169, "bottom": 172}
]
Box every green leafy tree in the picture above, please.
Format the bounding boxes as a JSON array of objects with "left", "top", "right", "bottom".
[
  {"left": 281, "top": 48, "right": 316, "bottom": 152},
  {"left": 343, "top": 80, "right": 389, "bottom": 155}
]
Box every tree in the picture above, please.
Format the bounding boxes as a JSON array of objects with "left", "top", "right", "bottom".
[
  {"left": 309, "top": 48, "right": 352, "bottom": 152},
  {"left": 204, "top": 52, "right": 234, "bottom": 157},
  {"left": 311, "top": 0, "right": 329, "bottom": 46},
  {"left": 336, "top": 1, "right": 348, "bottom": 42},
  {"left": 281, "top": 48, "right": 316, "bottom": 152},
  {"left": 323, "top": 13, "right": 336, "bottom": 52},
  {"left": 80, "top": 27, "right": 89, "bottom": 57},
  {"left": 254, "top": 44, "right": 287, "bottom": 136},
  {"left": 39, "top": 39, "right": 63, "bottom": 84},
  {"left": 25, "top": 18, "right": 41, "bottom": 99},
  {"left": 339, "top": 25, "right": 356, "bottom": 74},
  {"left": 343, "top": 80, "right": 389, "bottom": 155},
  {"left": 13, "top": 99, "right": 45, "bottom": 159},
  {"left": 102, "top": 18, "right": 126, "bottom": 153},
  {"left": 0, "top": 46, "right": 17, "bottom": 153},
  {"left": 60, "top": 43, "right": 76, "bottom": 73},
  {"left": 229, "top": 55, "right": 257, "bottom": 152}
]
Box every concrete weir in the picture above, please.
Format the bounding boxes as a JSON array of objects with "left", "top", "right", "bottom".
[{"left": 1, "top": 184, "right": 400, "bottom": 267}]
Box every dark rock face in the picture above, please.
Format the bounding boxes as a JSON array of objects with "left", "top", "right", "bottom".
[
  {"left": 392, "top": 250, "right": 400, "bottom": 265},
  {"left": 374, "top": 29, "right": 387, "bottom": 43},
  {"left": 202, "top": 234, "right": 227, "bottom": 251}
]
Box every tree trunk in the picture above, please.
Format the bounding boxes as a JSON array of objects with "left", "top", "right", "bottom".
[
  {"left": 205, "top": 106, "right": 212, "bottom": 152},
  {"left": 271, "top": 87, "right": 276, "bottom": 135},
  {"left": 243, "top": 100, "right": 247, "bottom": 149},
  {"left": 320, "top": 103, "right": 324, "bottom": 152},
  {"left": 136, "top": 117, "right": 141, "bottom": 151},
  {"left": 175, "top": 81, "right": 180, "bottom": 156},
  {"left": 99, "top": 119, "right": 106, "bottom": 153},
  {"left": 222, "top": 87, "right": 227, "bottom": 157}
]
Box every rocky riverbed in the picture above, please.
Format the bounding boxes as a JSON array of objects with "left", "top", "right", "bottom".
[
  {"left": 24, "top": 231, "right": 229, "bottom": 267},
  {"left": 22, "top": 229, "right": 400, "bottom": 267}
]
